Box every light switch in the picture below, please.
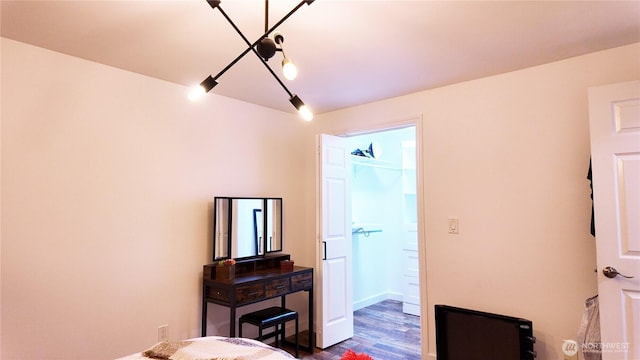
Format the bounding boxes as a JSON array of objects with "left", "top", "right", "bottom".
[{"left": 448, "top": 218, "right": 459, "bottom": 234}]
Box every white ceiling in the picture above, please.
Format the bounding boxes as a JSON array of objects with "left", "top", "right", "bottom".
[{"left": 2, "top": 0, "right": 639, "bottom": 115}]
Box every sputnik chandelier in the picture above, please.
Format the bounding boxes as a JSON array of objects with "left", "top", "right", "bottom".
[{"left": 189, "top": 0, "right": 315, "bottom": 121}]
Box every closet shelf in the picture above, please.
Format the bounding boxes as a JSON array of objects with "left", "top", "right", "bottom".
[{"left": 351, "top": 155, "right": 400, "bottom": 170}]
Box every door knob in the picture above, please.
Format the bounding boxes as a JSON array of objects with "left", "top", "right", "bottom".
[{"left": 602, "top": 266, "right": 634, "bottom": 279}]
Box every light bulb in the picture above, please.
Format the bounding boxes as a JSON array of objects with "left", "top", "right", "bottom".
[
  {"left": 290, "top": 94, "right": 312, "bottom": 121},
  {"left": 188, "top": 85, "right": 206, "bottom": 102},
  {"left": 282, "top": 58, "right": 297, "bottom": 80},
  {"left": 298, "top": 105, "right": 313, "bottom": 121},
  {"left": 189, "top": 76, "right": 217, "bottom": 101}
]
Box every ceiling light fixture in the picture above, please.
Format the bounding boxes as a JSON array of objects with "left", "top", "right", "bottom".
[
  {"left": 190, "top": 0, "right": 314, "bottom": 121},
  {"left": 273, "top": 31, "right": 297, "bottom": 80}
]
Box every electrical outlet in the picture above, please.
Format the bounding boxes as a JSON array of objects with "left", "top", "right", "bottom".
[{"left": 158, "top": 325, "right": 168, "bottom": 342}]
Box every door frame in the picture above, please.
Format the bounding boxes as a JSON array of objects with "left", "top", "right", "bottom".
[{"left": 318, "top": 115, "right": 428, "bottom": 355}]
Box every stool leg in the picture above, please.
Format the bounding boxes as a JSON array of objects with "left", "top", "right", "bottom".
[{"left": 294, "top": 317, "right": 299, "bottom": 358}]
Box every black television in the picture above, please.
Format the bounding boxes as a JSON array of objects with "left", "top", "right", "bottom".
[{"left": 435, "top": 305, "right": 536, "bottom": 360}]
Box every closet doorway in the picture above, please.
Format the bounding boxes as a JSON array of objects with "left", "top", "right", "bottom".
[{"left": 347, "top": 125, "right": 420, "bottom": 316}]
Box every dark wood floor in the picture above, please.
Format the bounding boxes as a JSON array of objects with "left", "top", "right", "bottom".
[{"left": 285, "top": 300, "right": 421, "bottom": 360}]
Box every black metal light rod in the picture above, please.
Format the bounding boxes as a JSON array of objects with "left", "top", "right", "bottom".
[
  {"left": 262, "top": 0, "right": 310, "bottom": 39},
  {"left": 206, "top": 0, "right": 220, "bottom": 9},
  {"left": 265, "top": 0, "right": 269, "bottom": 33},
  {"left": 210, "top": 46, "right": 252, "bottom": 82}
]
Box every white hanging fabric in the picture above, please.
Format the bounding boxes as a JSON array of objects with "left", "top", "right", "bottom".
[{"left": 577, "top": 295, "right": 601, "bottom": 360}]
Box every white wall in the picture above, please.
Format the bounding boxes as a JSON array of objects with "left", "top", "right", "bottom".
[
  {"left": 310, "top": 43, "right": 640, "bottom": 359},
  {"left": 3, "top": 36, "right": 639, "bottom": 360},
  {"left": 0, "top": 38, "right": 313, "bottom": 359}
]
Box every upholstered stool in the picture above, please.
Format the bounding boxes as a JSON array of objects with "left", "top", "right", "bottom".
[{"left": 239, "top": 306, "right": 299, "bottom": 358}]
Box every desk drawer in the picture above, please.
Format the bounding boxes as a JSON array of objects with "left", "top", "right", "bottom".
[
  {"left": 266, "top": 278, "right": 290, "bottom": 297},
  {"left": 236, "top": 283, "right": 265, "bottom": 304},
  {"left": 206, "top": 286, "right": 230, "bottom": 303},
  {"left": 291, "top": 272, "right": 312, "bottom": 291}
]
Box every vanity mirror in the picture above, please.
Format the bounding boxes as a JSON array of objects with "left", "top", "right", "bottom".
[{"left": 213, "top": 197, "right": 283, "bottom": 260}]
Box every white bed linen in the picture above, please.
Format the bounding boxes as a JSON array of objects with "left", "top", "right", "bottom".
[{"left": 116, "top": 336, "right": 294, "bottom": 360}]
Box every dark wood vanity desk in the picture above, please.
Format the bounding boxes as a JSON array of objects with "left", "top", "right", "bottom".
[{"left": 201, "top": 254, "right": 314, "bottom": 352}]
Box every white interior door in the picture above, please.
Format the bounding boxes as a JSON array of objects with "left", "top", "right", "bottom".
[
  {"left": 588, "top": 80, "right": 640, "bottom": 360},
  {"left": 316, "top": 133, "right": 354, "bottom": 349}
]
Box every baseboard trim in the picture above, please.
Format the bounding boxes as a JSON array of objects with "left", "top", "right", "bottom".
[{"left": 353, "top": 292, "right": 404, "bottom": 311}]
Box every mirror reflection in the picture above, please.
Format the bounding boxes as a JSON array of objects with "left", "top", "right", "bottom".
[
  {"left": 213, "top": 197, "right": 282, "bottom": 260},
  {"left": 266, "top": 199, "right": 282, "bottom": 253},
  {"left": 232, "top": 198, "right": 264, "bottom": 259},
  {"left": 253, "top": 208, "right": 263, "bottom": 255},
  {"left": 213, "top": 198, "right": 230, "bottom": 259}
]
